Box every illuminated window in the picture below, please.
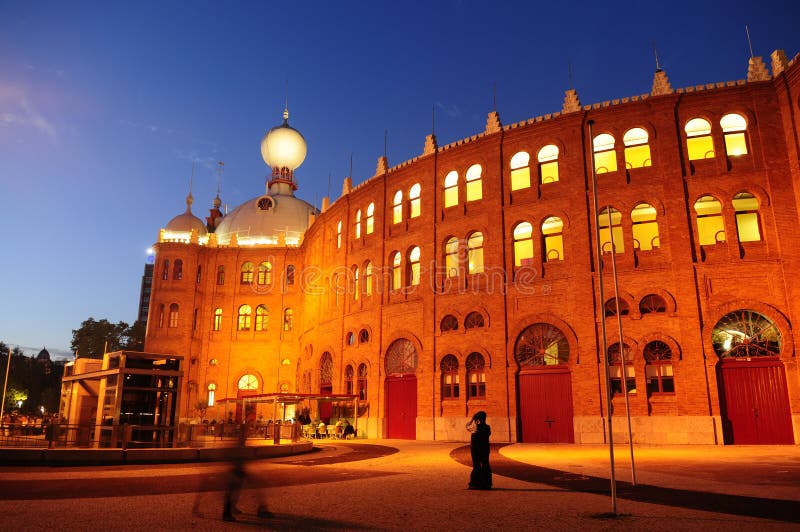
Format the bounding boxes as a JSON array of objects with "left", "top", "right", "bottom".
[
  {"left": 366, "top": 203, "right": 375, "bottom": 234},
  {"left": 608, "top": 343, "right": 636, "bottom": 395},
  {"left": 467, "top": 232, "right": 484, "bottom": 274},
  {"left": 510, "top": 151, "right": 530, "bottom": 191},
  {"left": 513, "top": 222, "right": 533, "bottom": 268},
  {"left": 465, "top": 312, "right": 485, "bottom": 329},
  {"left": 733, "top": 192, "right": 761, "bottom": 242},
  {"left": 685, "top": 118, "right": 715, "bottom": 160},
  {"left": 173, "top": 259, "right": 183, "bottom": 280},
  {"left": 694, "top": 196, "right": 725, "bottom": 245},
  {"left": 604, "top": 298, "right": 630, "bottom": 317},
  {"left": 644, "top": 341, "right": 674, "bottom": 394},
  {"left": 721, "top": 113, "right": 748, "bottom": 157},
  {"left": 712, "top": 309, "right": 781, "bottom": 358},
  {"left": 319, "top": 352, "right": 333, "bottom": 391},
  {"left": 168, "top": 303, "right": 179, "bottom": 328},
  {"left": 238, "top": 374, "right": 258, "bottom": 391},
  {"left": 357, "top": 363, "right": 368, "bottom": 400},
  {"left": 283, "top": 308, "right": 293, "bottom": 331},
  {"left": 162, "top": 259, "right": 169, "bottom": 280},
  {"left": 257, "top": 261, "right": 272, "bottom": 285},
  {"left": 346, "top": 331, "right": 356, "bottom": 346},
  {"left": 408, "top": 246, "right": 421, "bottom": 286},
  {"left": 631, "top": 203, "right": 659, "bottom": 250},
  {"left": 639, "top": 294, "right": 667, "bottom": 314},
  {"left": 158, "top": 304, "right": 165, "bottom": 328},
  {"left": 444, "top": 237, "right": 459, "bottom": 278},
  {"left": 255, "top": 304, "right": 269, "bottom": 331},
  {"left": 337, "top": 221, "right": 342, "bottom": 248},
  {"left": 216, "top": 265, "right": 225, "bottom": 285},
  {"left": 390, "top": 251, "right": 402, "bottom": 290},
  {"left": 465, "top": 164, "right": 483, "bottom": 202},
  {"left": 598, "top": 207, "right": 624, "bottom": 253},
  {"left": 623, "top": 128, "right": 651, "bottom": 169},
  {"left": 345, "top": 365, "right": 354, "bottom": 395},
  {"left": 515, "top": 323, "right": 570, "bottom": 366},
  {"left": 466, "top": 352, "right": 486, "bottom": 399},
  {"left": 392, "top": 190, "right": 403, "bottom": 224},
  {"left": 593, "top": 134, "right": 617, "bottom": 173},
  {"left": 207, "top": 383, "right": 216, "bottom": 407},
  {"left": 440, "top": 315, "right": 458, "bottom": 332},
  {"left": 237, "top": 304, "right": 252, "bottom": 331},
  {"left": 440, "top": 355, "right": 459, "bottom": 399},
  {"left": 286, "top": 265, "right": 295, "bottom": 285},
  {"left": 353, "top": 266, "right": 360, "bottom": 301},
  {"left": 355, "top": 209, "right": 362, "bottom": 239},
  {"left": 409, "top": 183, "right": 421, "bottom": 218},
  {"left": 240, "top": 262, "right": 254, "bottom": 284},
  {"left": 364, "top": 261, "right": 374, "bottom": 296},
  {"left": 538, "top": 144, "right": 559, "bottom": 184},
  {"left": 444, "top": 171, "right": 459, "bottom": 207},
  {"left": 213, "top": 308, "right": 222, "bottom": 331},
  {"left": 542, "top": 216, "right": 564, "bottom": 261}
]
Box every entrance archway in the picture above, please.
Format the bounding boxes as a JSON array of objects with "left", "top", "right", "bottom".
[
  {"left": 319, "top": 352, "right": 333, "bottom": 423},
  {"left": 515, "top": 323, "right": 574, "bottom": 443},
  {"left": 384, "top": 339, "right": 418, "bottom": 439},
  {"left": 236, "top": 373, "right": 259, "bottom": 423}
]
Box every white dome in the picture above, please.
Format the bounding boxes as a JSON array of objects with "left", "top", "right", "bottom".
[
  {"left": 260, "top": 117, "right": 307, "bottom": 171},
  {"left": 165, "top": 212, "right": 207, "bottom": 235},
  {"left": 215, "top": 193, "right": 317, "bottom": 246}
]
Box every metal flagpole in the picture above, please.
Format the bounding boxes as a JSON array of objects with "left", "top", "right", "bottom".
[
  {"left": 0, "top": 347, "right": 11, "bottom": 426},
  {"left": 605, "top": 206, "right": 638, "bottom": 485},
  {"left": 588, "top": 120, "right": 618, "bottom": 514}
]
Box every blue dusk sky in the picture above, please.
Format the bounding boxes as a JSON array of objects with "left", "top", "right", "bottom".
[{"left": 0, "top": 1, "right": 798, "bottom": 359}]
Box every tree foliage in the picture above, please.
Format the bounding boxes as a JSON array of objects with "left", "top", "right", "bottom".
[
  {"left": 70, "top": 317, "right": 144, "bottom": 359},
  {"left": 0, "top": 342, "right": 64, "bottom": 415}
]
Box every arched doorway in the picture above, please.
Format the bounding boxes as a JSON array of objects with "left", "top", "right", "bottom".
[
  {"left": 712, "top": 309, "right": 793, "bottom": 444},
  {"left": 384, "top": 338, "right": 418, "bottom": 439},
  {"left": 319, "top": 352, "right": 333, "bottom": 423},
  {"left": 236, "top": 373, "right": 259, "bottom": 423},
  {"left": 515, "top": 323, "right": 574, "bottom": 443}
]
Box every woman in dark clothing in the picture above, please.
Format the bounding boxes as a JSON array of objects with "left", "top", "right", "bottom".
[{"left": 467, "top": 411, "right": 492, "bottom": 489}]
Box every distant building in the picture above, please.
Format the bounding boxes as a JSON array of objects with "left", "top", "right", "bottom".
[
  {"left": 144, "top": 50, "right": 800, "bottom": 445},
  {"left": 137, "top": 261, "right": 154, "bottom": 325}
]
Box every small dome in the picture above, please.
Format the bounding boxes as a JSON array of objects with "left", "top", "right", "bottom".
[
  {"left": 37, "top": 347, "right": 51, "bottom": 361},
  {"left": 260, "top": 110, "right": 307, "bottom": 171},
  {"left": 165, "top": 193, "right": 208, "bottom": 236}
]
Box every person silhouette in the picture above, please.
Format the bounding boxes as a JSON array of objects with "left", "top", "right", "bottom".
[
  {"left": 222, "top": 424, "right": 273, "bottom": 521},
  {"left": 466, "top": 411, "right": 492, "bottom": 490}
]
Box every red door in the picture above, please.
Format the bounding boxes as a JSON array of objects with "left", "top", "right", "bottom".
[
  {"left": 717, "top": 358, "right": 793, "bottom": 444},
  {"left": 518, "top": 366, "right": 574, "bottom": 443},
  {"left": 386, "top": 376, "right": 417, "bottom": 439},
  {"left": 319, "top": 385, "right": 333, "bottom": 423}
]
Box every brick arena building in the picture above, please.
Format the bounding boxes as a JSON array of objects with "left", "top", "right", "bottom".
[{"left": 145, "top": 49, "right": 800, "bottom": 445}]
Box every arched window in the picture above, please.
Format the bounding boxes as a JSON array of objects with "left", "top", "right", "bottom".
[
  {"left": 257, "top": 261, "right": 272, "bottom": 285},
  {"left": 444, "top": 170, "right": 459, "bottom": 208},
  {"left": 513, "top": 222, "right": 533, "bottom": 269},
  {"left": 623, "top": 128, "right": 652, "bottom": 169},
  {"left": 385, "top": 338, "right": 418, "bottom": 376},
  {"left": 283, "top": 308, "right": 293, "bottom": 331},
  {"left": 644, "top": 341, "right": 674, "bottom": 394},
  {"left": 286, "top": 264, "right": 295, "bottom": 286},
  {"left": 464, "top": 311, "right": 485, "bottom": 329},
  {"left": 685, "top": 118, "right": 715, "bottom": 160},
  {"left": 631, "top": 203, "right": 659, "bottom": 250},
  {"left": 320, "top": 352, "right": 333, "bottom": 392},
  {"left": 440, "top": 315, "right": 459, "bottom": 332},
  {"left": 366, "top": 203, "right": 375, "bottom": 234},
  {"left": 639, "top": 294, "right": 667, "bottom": 314},
  {"left": 336, "top": 220, "right": 342, "bottom": 248},
  {"left": 465, "top": 164, "right": 483, "bottom": 202},
  {"left": 542, "top": 216, "right": 564, "bottom": 261},
  {"left": 694, "top": 196, "right": 725, "bottom": 245},
  {"left": 207, "top": 383, "right": 216, "bottom": 407},
  {"left": 440, "top": 355, "right": 459, "bottom": 399},
  {"left": 510, "top": 151, "right": 530, "bottom": 191},
  {"left": 345, "top": 365, "right": 354, "bottom": 395},
  {"left": 173, "top": 259, "right": 183, "bottom": 280},
  {"left": 238, "top": 374, "right": 258, "bottom": 391},
  {"left": 255, "top": 304, "right": 269, "bottom": 331},
  {"left": 346, "top": 331, "right": 356, "bottom": 346},
  {"left": 390, "top": 251, "right": 402, "bottom": 290},
  {"left": 598, "top": 207, "right": 624, "bottom": 253},
  {"left": 593, "top": 133, "right": 617, "bottom": 173},
  {"left": 515, "top": 323, "right": 569, "bottom": 366},
  {"left": 240, "top": 262, "right": 254, "bottom": 284},
  {"left": 409, "top": 183, "right": 421, "bottom": 218},
  {"left": 364, "top": 261, "right": 374, "bottom": 296},
  {"left": 444, "top": 237, "right": 459, "bottom": 278},
  {"left": 216, "top": 265, "right": 225, "bottom": 285},
  {"left": 538, "top": 144, "right": 559, "bottom": 184},
  {"left": 158, "top": 304, "right": 165, "bottom": 328},
  {"left": 408, "top": 246, "right": 421, "bottom": 286},
  {"left": 213, "top": 308, "right": 223, "bottom": 331},
  {"left": 392, "top": 190, "right": 403, "bottom": 224},
  {"left": 355, "top": 209, "right": 362, "bottom": 239},
  {"left": 604, "top": 297, "right": 630, "bottom": 317},
  {"left": 359, "top": 328, "right": 370, "bottom": 343},
  {"left": 353, "top": 265, "right": 360, "bottom": 301},
  {"left": 237, "top": 304, "right": 252, "bottom": 331},
  {"left": 168, "top": 303, "right": 179, "bottom": 328},
  {"left": 467, "top": 232, "right": 484, "bottom": 274},
  {"left": 608, "top": 342, "right": 635, "bottom": 395},
  {"left": 712, "top": 309, "right": 781, "bottom": 358},
  {"left": 357, "top": 363, "right": 368, "bottom": 400},
  {"left": 466, "top": 352, "right": 486, "bottom": 399},
  {"left": 162, "top": 259, "right": 170, "bottom": 281},
  {"left": 721, "top": 113, "right": 748, "bottom": 156},
  {"left": 733, "top": 192, "right": 761, "bottom": 242}
]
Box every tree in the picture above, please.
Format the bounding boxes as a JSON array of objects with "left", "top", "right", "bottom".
[
  {"left": 71, "top": 317, "right": 144, "bottom": 359},
  {"left": 0, "top": 342, "right": 64, "bottom": 416}
]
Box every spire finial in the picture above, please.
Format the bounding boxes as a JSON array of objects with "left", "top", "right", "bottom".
[
  {"left": 349, "top": 153, "right": 353, "bottom": 178},
  {"left": 492, "top": 82, "right": 496, "bottom": 112},
  {"left": 283, "top": 78, "right": 289, "bottom": 122},
  {"left": 432, "top": 105, "right": 436, "bottom": 136},
  {"left": 567, "top": 60, "right": 573, "bottom": 89},
  {"left": 384, "top": 130, "right": 388, "bottom": 159},
  {"left": 653, "top": 42, "right": 662, "bottom": 71},
  {"left": 745, "top": 25, "right": 754, "bottom": 58}
]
